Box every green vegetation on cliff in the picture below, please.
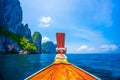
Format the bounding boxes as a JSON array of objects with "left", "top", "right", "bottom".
[
  {"left": 0, "top": 26, "right": 36, "bottom": 51},
  {"left": 32, "top": 32, "right": 42, "bottom": 43},
  {"left": 42, "top": 41, "right": 56, "bottom": 54},
  {"left": 32, "top": 32, "right": 42, "bottom": 53}
]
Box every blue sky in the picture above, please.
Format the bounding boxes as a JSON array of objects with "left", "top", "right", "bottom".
[{"left": 19, "top": 0, "right": 120, "bottom": 53}]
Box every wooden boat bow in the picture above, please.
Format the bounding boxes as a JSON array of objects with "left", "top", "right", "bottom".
[{"left": 25, "top": 33, "right": 100, "bottom": 80}]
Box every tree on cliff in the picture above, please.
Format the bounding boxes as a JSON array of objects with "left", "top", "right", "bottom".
[
  {"left": 41, "top": 41, "right": 56, "bottom": 54},
  {"left": 32, "top": 32, "right": 42, "bottom": 53},
  {"left": 0, "top": 27, "right": 36, "bottom": 51}
]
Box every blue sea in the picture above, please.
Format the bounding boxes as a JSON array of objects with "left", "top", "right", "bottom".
[{"left": 0, "top": 53, "right": 120, "bottom": 80}]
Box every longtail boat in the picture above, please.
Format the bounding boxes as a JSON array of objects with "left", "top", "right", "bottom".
[{"left": 25, "top": 33, "right": 100, "bottom": 80}]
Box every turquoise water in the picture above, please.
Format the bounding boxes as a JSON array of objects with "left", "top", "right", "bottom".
[{"left": 0, "top": 54, "right": 120, "bottom": 80}]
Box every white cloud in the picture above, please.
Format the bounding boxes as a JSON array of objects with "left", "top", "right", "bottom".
[
  {"left": 70, "top": 44, "right": 118, "bottom": 53},
  {"left": 77, "top": 45, "right": 88, "bottom": 51},
  {"left": 100, "top": 44, "right": 118, "bottom": 51},
  {"left": 42, "top": 36, "right": 50, "bottom": 42},
  {"left": 76, "top": 45, "right": 95, "bottom": 52},
  {"left": 88, "top": 48, "right": 95, "bottom": 51},
  {"left": 38, "top": 16, "right": 52, "bottom": 27}
]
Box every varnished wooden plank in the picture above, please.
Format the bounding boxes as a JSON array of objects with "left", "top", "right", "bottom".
[{"left": 26, "top": 62, "right": 100, "bottom": 80}]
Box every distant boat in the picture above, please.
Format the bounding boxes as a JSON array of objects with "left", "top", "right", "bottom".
[{"left": 25, "top": 33, "right": 100, "bottom": 80}]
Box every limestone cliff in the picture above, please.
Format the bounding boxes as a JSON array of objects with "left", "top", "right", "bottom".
[
  {"left": 32, "top": 32, "right": 42, "bottom": 53},
  {"left": 42, "top": 41, "right": 56, "bottom": 54},
  {"left": 0, "top": 0, "right": 34, "bottom": 53},
  {"left": 17, "top": 24, "right": 32, "bottom": 42},
  {"left": 0, "top": 0, "right": 22, "bottom": 32}
]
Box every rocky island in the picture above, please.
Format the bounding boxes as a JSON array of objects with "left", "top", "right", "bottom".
[{"left": 0, "top": 0, "right": 56, "bottom": 54}]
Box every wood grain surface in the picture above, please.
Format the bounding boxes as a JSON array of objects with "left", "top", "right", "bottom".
[{"left": 29, "top": 62, "right": 98, "bottom": 80}]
